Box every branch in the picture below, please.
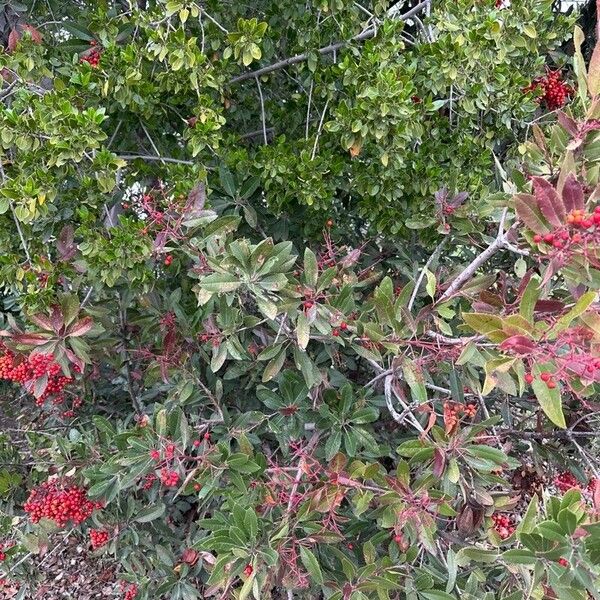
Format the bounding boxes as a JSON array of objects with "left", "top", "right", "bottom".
[
  {"left": 227, "top": 0, "right": 432, "bottom": 85},
  {"left": 117, "top": 154, "right": 195, "bottom": 166},
  {"left": 437, "top": 210, "right": 522, "bottom": 303},
  {"left": 407, "top": 237, "right": 448, "bottom": 311},
  {"left": 0, "top": 160, "right": 31, "bottom": 263}
]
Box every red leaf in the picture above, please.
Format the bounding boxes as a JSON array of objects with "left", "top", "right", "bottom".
[
  {"left": 50, "top": 305, "right": 65, "bottom": 334},
  {"left": 514, "top": 193, "right": 551, "bottom": 234},
  {"left": 532, "top": 177, "right": 566, "bottom": 228},
  {"left": 562, "top": 174, "right": 585, "bottom": 213},
  {"left": 534, "top": 300, "right": 565, "bottom": 314},
  {"left": 13, "top": 333, "right": 51, "bottom": 346},
  {"left": 432, "top": 448, "right": 446, "bottom": 478},
  {"left": 21, "top": 24, "right": 43, "bottom": 45},
  {"left": 7, "top": 29, "right": 20, "bottom": 53},
  {"left": 557, "top": 112, "right": 578, "bottom": 137},
  {"left": 66, "top": 316, "right": 93, "bottom": 338},
  {"left": 28, "top": 313, "right": 54, "bottom": 331},
  {"left": 499, "top": 335, "right": 536, "bottom": 355}
]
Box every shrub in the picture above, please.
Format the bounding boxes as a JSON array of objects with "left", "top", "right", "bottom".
[{"left": 0, "top": 2, "right": 599, "bottom": 599}]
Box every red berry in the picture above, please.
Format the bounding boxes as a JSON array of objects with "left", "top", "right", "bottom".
[
  {"left": 340, "top": 322, "right": 348, "bottom": 330},
  {"left": 524, "top": 373, "right": 534, "bottom": 384},
  {"left": 540, "top": 372, "right": 551, "bottom": 382},
  {"left": 547, "top": 379, "right": 556, "bottom": 389},
  {"left": 332, "top": 329, "right": 340, "bottom": 337},
  {"left": 533, "top": 234, "right": 542, "bottom": 243},
  {"left": 393, "top": 534, "right": 402, "bottom": 543}
]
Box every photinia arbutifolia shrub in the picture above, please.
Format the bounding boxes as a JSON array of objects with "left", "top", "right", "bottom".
[{"left": 0, "top": 1, "right": 599, "bottom": 599}]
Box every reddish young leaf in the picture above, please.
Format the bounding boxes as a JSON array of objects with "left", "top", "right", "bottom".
[
  {"left": 557, "top": 111, "right": 578, "bottom": 137},
  {"left": 21, "top": 24, "right": 43, "bottom": 44},
  {"left": 13, "top": 333, "right": 52, "bottom": 346},
  {"left": 66, "top": 316, "right": 94, "bottom": 338},
  {"left": 532, "top": 177, "right": 566, "bottom": 227},
  {"left": 514, "top": 193, "right": 551, "bottom": 234},
  {"left": 562, "top": 173, "right": 585, "bottom": 212},
  {"left": 432, "top": 448, "right": 446, "bottom": 478},
  {"left": 499, "top": 335, "right": 536, "bottom": 355},
  {"left": 7, "top": 29, "right": 20, "bottom": 53},
  {"left": 28, "top": 313, "right": 55, "bottom": 332}
]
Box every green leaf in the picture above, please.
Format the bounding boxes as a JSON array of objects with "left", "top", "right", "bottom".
[
  {"left": 531, "top": 364, "right": 565, "bottom": 428},
  {"left": 325, "top": 429, "right": 342, "bottom": 461},
  {"left": 402, "top": 359, "right": 427, "bottom": 403},
  {"left": 502, "top": 549, "right": 536, "bottom": 565},
  {"left": 135, "top": 502, "right": 166, "bottom": 523},
  {"left": 420, "top": 591, "right": 456, "bottom": 600},
  {"left": 296, "top": 312, "right": 310, "bottom": 350},
  {"left": 552, "top": 292, "right": 596, "bottom": 335},
  {"left": 219, "top": 166, "right": 236, "bottom": 197},
  {"left": 299, "top": 546, "right": 323, "bottom": 585},
  {"left": 304, "top": 248, "right": 318, "bottom": 288},
  {"left": 199, "top": 273, "right": 242, "bottom": 294},
  {"left": 262, "top": 348, "right": 286, "bottom": 382}
]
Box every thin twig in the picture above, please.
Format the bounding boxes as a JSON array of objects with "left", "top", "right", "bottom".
[
  {"left": 407, "top": 238, "right": 448, "bottom": 311},
  {"left": 311, "top": 98, "right": 330, "bottom": 160},
  {"left": 118, "top": 154, "right": 194, "bottom": 166},
  {"left": 255, "top": 76, "right": 268, "bottom": 145},
  {"left": 227, "top": 0, "right": 432, "bottom": 85}
]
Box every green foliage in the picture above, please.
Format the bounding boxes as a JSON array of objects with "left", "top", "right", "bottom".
[{"left": 0, "top": 2, "right": 599, "bottom": 600}]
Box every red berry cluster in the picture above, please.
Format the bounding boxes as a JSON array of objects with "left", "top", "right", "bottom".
[
  {"left": 523, "top": 69, "right": 573, "bottom": 110},
  {"left": 0, "top": 541, "right": 12, "bottom": 561},
  {"left": 555, "top": 471, "right": 579, "bottom": 493},
  {"left": 491, "top": 513, "right": 515, "bottom": 539},
  {"left": 0, "top": 348, "right": 74, "bottom": 406},
  {"left": 24, "top": 479, "right": 102, "bottom": 527},
  {"left": 142, "top": 473, "right": 157, "bottom": 490},
  {"left": 120, "top": 582, "right": 138, "bottom": 600},
  {"left": 90, "top": 529, "right": 109, "bottom": 549},
  {"left": 80, "top": 41, "right": 101, "bottom": 68},
  {"left": 160, "top": 468, "right": 179, "bottom": 487}
]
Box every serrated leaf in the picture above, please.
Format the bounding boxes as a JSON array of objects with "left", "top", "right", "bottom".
[{"left": 299, "top": 546, "right": 323, "bottom": 584}]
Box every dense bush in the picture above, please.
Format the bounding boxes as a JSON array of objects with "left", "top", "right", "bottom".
[{"left": 1, "top": 1, "right": 600, "bottom": 599}]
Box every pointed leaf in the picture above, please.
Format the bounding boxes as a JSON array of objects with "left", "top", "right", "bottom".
[
  {"left": 532, "top": 177, "right": 565, "bottom": 227},
  {"left": 562, "top": 174, "right": 585, "bottom": 212},
  {"left": 514, "top": 193, "right": 551, "bottom": 234}
]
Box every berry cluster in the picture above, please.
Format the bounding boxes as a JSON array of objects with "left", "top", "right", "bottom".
[
  {"left": 523, "top": 69, "right": 573, "bottom": 110},
  {"left": 491, "top": 513, "right": 516, "bottom": 539},
  {"left": 160, "top": 468, "right": 179, "bottom": 487},
  {"left": 533, "top": 207, "right": 600, "bottom": 250},
  {"left": 89, "top": 529, "right": 109, "bottom": 549},
  {"left": 0, "top": 348, "right": 75, "bottom": 406},
  {"left": 120, "top": 582, "right": 138, "bottom": 600},
  {"left": 141, "top": 473, "right": 157, "bottom": 490},
  {"left": 443, "top": 402, "right": 478, "bottom": 431},
  {"left": 80, "top": 40, "right": 101, "bottom": 67},
  {"left": 332, "top": 321, "right": 349, "bottom": 337},
  {"left": 24, "top": 479, "right": 102, "bottom": 527},
  {"left": 555, "top": 471, "right": 579, "bottom": 493}
]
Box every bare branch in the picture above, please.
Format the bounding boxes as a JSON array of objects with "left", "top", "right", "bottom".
[
  {"left": 437, "top": 210, "right": 522, "bottom": 303},
  {"left": 228, "top": 0, "right": 432, "bottom": 85}
]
